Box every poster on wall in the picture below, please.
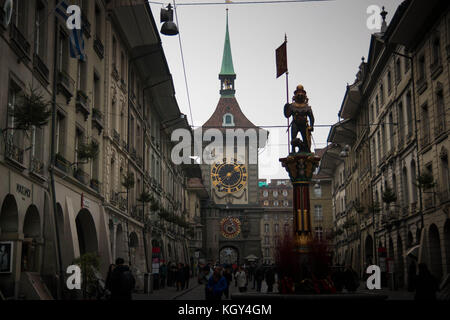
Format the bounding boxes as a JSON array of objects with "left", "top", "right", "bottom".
[{"left": 0, "top": 241, "right": 13, "bottom": 273}]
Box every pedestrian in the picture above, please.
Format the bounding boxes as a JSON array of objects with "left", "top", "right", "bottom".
[
  {"left": 235, "top": 266, "right": 248, "bottom": 293},
  {"left": 184, "top": 263, "right": 190, "bottom": 289},
  {"left": 176, "top": 263, "right": 186, "bottom": 291},
  {"left": 255, "top": 265, "right": 264, "bottom": 292},
  {"left": 110, "top": 258, "right": 135, "bottom": 300},
  {"left": 167, "top": 261, "right": 173, "bottom": 287},
  {"left": 414, "top": 263, "right": 439, "bottom": 300},
  {"left": 343, "top": 265, "right": 359, "bottom": 292},
  {"left": 160, "top": 263, "right": 167, "bottom": 289},
  {"left": 223, "top": 267, "right": 233, "bottom": 298},
  {"left": 265, "top": 266, "right": 275, "bottom": 293},
  {"left": 104, "top": 263, "right": 115, "bottom": 299},
  {"left": 206, "top": 268, "right": 228, "bottom": 300},
  {"left": 407, "top": 260, "right": 416, "bottom": 292}
]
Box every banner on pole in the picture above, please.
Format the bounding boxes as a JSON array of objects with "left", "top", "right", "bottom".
[{"left": 276, "top": 41, "right": 287, "bottom": 78}]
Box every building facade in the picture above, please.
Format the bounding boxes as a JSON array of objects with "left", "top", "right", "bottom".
[
  {"left": 0, "top": 0, "right": 198, "bottom": 299},
  {"left": 200, "top": 11, "right": 266, "bottom": 266},
  {"left": 321, "top": 0, "right": 450, "bottom": 287}
]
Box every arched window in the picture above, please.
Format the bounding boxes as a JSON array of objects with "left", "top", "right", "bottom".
[{"left": 222, "top": 113, "right": 235, "bottom": 127}]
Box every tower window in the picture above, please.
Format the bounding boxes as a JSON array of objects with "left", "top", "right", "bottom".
[{"left": 222, "top": 113, "right": 235, "bottom": 127}]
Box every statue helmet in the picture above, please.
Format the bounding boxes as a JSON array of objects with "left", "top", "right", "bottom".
[{"left": 294, "top": 84, "right": 305, "bottom": 94}]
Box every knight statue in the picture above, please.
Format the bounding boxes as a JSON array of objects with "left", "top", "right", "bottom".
[{"left": 284, "top": 84, "right": 315, "bottom": 153}]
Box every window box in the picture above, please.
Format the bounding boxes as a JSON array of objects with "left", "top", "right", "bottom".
[
  {"left": 10, "top": 23, "right": 30, "bottom": 61},
  {"left": 5, "top": 140, "right": 25, "bottom": 169},
  {"left": 33, "top": 54, "right": 49, "bottom": 85},
  {"left": 76, "top": 90, "right": 91, "bottom": 120},
  {"left": 92, "top": 108, "right": 103, "bottom": 133},
  {"left": 93, "top": 36, "right": 104, "bottom": 59},
  {"left": 55, "top": 153, "right": 70, "bottom": 172},
  {"left": 57, "top": 71, "right": 75, "bottom": 103}
]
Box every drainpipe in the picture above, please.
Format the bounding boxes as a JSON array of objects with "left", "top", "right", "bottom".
[{"left": 49, "top": 17, "right": 65, "bottom": 300}]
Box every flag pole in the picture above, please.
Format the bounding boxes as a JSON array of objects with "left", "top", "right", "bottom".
[{"left": 285, "top": 34, "right": 290, "bottom": 154}]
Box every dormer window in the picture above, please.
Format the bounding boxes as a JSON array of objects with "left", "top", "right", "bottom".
[{"left": 223, "top": 113, "right": 235, "bottom": 127}]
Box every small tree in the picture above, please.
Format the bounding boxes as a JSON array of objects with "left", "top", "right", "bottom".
[
  {"left": 382, "top": 187, "right": 397, "bottom": 205},
  {"left": 416, "top": 173, "right": 435, "bottom": 190},
  {"left": 8, "top": 86, "right": 51, "bottom": 131},
  {"left": 122, "top": 172, "right": 135, "bottom": 190},
  {"left": 72, "top": 253, "right": 100, "bottom": 300},
  {"left": 77, "top": 141, "right": 99, "bottom": 162}
]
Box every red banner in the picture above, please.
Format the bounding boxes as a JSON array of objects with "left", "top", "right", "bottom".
[{"left": 276, "top": 41, "right": 288, "bottom": 78}]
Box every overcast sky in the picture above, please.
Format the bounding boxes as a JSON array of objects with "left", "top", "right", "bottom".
[{"left": 148, "top": 0, "right": 403, "bottom": 181}]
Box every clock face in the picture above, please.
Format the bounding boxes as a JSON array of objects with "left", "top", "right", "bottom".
[
  {"left": 211, "top": 158, "right": 248, "bottom": 193},
  {"left": 220, "top": 217, "right": 241, "bottom": 239}
]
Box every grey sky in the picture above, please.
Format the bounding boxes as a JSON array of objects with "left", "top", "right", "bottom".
[{"left": 148, "top": 0, "right": 403, "bottom": 180}]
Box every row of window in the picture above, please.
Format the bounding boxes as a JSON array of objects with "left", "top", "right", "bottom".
[
  {"left": 263, "top": 200, "right": 290, "bottom": 207},
  {"left": 262, "top": 190, "right": 289, "bottom": 197}
]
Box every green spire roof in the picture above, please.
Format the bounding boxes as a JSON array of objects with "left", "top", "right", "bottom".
[{"left": 219, "top": 10, "right": 235, "bottom": 76}]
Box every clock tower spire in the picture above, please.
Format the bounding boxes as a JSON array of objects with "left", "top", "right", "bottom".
[{"left": 219, "top": 9, "right": 236, "bottom": 97}]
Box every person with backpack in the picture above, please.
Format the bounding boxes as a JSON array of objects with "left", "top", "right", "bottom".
[
  {"left": 414, "top": 263, "right": 439, "bottom": 300},
  {"left": 110, "top": 258, "right": 135, "bottom": 300},
  {"left": 206, "top": 268, "right": 228, "bottom": 301}
]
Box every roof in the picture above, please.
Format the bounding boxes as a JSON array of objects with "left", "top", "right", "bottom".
[
  {"left": 219, "top": 10, "right": 235, "bottom": 76},
  {"left": 202, "top": 97, "right": 258, "bottom": 130}
]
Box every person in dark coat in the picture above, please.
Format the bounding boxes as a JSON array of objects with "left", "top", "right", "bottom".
[
  {"left": 223, "top": 267, "right": 233, "bottom": 299},
  {"left": 206, "top": 269, "right": 227, "bottom": 301},
  {"left": 160, "top": 263, "right": 167, "bottom": 289},
  {"left": 104, "top": 263, "right": 115, "bottom": 299},
  {"left": 414, "top": 263, "right": 439, "bottom": 300},
  {"left": 265, "top": 267, "right": 275, "bottom": 293},
  {"left": 176, "top": 263, "right": 186, "bottom": 291},
  {"left": 110, "top": 258, "right": 135, "bottom": 300},
  {"left": 184, "top": 264, "right": 190, "bottom": 289},
  {"left": 255, "top": 265, "right": 264, "bottom": 292},
  {"left": 407, "top": 261, "right": 417, "bottom": 292},
  {"left": 343, "top": 265, "right": 359, "bottom": 292}
]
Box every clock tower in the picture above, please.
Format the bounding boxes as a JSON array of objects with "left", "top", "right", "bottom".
[{"left": 200, "top": 10, "right": 266, "bottom": 265}]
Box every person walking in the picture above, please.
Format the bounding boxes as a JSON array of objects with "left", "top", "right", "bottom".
[
  {"left": 206, "top": 269, "right": 228, "bottom": 300},
  {"left": 414, "top": 263, "right": 439, "bottom": 300},
  {"left": 223, "top": 267, "right": 233, "bottom": 299},
  {"left": 184, "top": 263, "right": 191, "bottom": 289},
  {"left": 104, "top": 263, "right": 115, "bottom": 299},
  {"left": 110, "top": 258, "right": 135, "bottom": 300},
  {"left": 235, "top": 266, "right": 248, "bottom": 293},
  {"left": 343, "top": 265, "right": 359, "bottom": 292},
  {"left": 176, "top": 263, "right": 186, "bottom": 291},
  {"left": 265, "top": 266, "right": 275, "bottom": 293},
  {"left": 160, "top": 263, "right": 167, "bottom": 289},
  {"left": 255, "top": 265, "right": 264, "bottom": 292}
]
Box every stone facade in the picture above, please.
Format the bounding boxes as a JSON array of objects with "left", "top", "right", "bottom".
[{"left": 321, "top": 1, "right": 450, "bottom": 288}]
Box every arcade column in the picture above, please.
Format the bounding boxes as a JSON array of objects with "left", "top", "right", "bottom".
[{"left": 280, "top": 153, "right": 320, "bottom": 253}]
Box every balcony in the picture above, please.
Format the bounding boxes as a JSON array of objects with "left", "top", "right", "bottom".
[
  {"left": 119, "top": 195, "right": 128, "bottom": 212},
  {"left": 111, "top": 64, "right": 120, "bottom": 81},
  {"left": 55, "top": 154, "right": 70, "bottom": 173},
  {"left": 5, "top": 140, "right": 24, "bottom": 167},
  {"left": 112, "top": 129, "right": 120, "bottom": 146},
  {"left": 10, "top": 23, "right": 30, "bottom": 61},
  {"left": 73, "top": 167, "right": 90, "bottom": 185},
  {"left": 92, "top": 108, "right": 104, "bottom": 133},
  {"left": 81, "top": 12, "right": 91, "bottom": 38},
  {"left": 110, "top": 191, "right": 119, "bottom": 206},
  {"left": 421, "top": 134, "right": 430, "bottom": 149},
  {"left": 130, "top": 147, "right": 137, "bottom": 161},
  {"left": 120, "top": 79, "right": 127, "bottom": 93},
  {"left": 424, "top": 195, "right": 434, "bottom": 210},
  {"left": 122, "top": 140, "right": 129, "bottom": 152},
  {"left": 417, "top": 77, "right": 427, "bottom": 95},
  {"left": 93, "top": 36, "right": 104, "bottom": 59},
  {"left": 136, "top": 155, "right": 143, "bottom": 168},
  {"left": 33, "top": 54, "right": 49, "bottom": 84},
  {"left": 30, "top": 156, "right": 44, "bottom": 176},
  {"left": 430, "top": 61, "right": 443, "bottom": 80},
  {"left": 434, "top": 120, "right": 446, "bottom": 138},
  {"left": 90, "top": 179, "right": 101, "bottom": 193},
  {"left": 76, "top": 90, "right": 91, "bottom": 120},
  {"left": 57, "top": 71, "right": 75, "bottom": 103}
]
